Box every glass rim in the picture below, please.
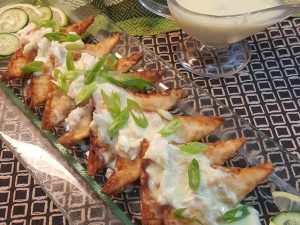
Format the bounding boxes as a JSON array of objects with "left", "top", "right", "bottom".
[{"left": 168, "top": 0, "right": 300, "bottom": 18}]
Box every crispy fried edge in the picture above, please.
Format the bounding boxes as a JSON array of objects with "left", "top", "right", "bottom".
[
  {"left": 175, "top": 115, "right": 225, "bottom": 143},
  {"left": 83, "top": 33, "right": 120, "bottom": 58},
  {"left": 101, "top": 140, "right": 148, "bottom": 196},
  {"left": 41, "top": 85, "right": 76, "bottom": 130},
  {"left": 205, "top": 137, "right": 246, "bottom": 166},
  {"left": 65, "top": 16, "right": 95, "bottom": 35},
  {"left": 133, "top": 70, "right": 165, "bottom": 83},
  {"left": 58, "top": 102, "right": 93, "bottom": 147},
  {"left": 140, "top": 140, "right": 164, "bottom": 225},
  {"left": 115, "top": 52, "right": 143, "bottom": 73},
  {"left": 1, "top": 48, "right": 37, "bottom": 82},
  {"left": 132, "top": 88, "right": 188, "bottom": 111}
]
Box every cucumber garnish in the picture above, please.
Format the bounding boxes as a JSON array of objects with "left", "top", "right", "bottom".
[
  {"left": 270, "top": 211, "right": 300, "bottom": 225},
  {"left": 0, "top": 34, "right": 19, "bottom": 56},
  {"left": 0, "top": 8, "right": 28, "bottom": 33}
]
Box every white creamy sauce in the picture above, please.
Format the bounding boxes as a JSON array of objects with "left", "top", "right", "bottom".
[
  {"left": 34, "top": 38, "right": 67, "bottom": 65},
  {"left": 65, "top": 106, "right": 86, "bottom": 131},
  {"left": 18, "top": 26, "right": 53, "bottom": 54},
  {"left": 144, "top": 134, "right": 238, "bottom": 225},
  {"left": 90, "top": 83, "right": 184, "bottom": 161},
  {"left": 68, "top": 76, "right": 85, "bottom": 99},
  {"left": 17, "top": 23, "right": 37, "bottom": 45},
  {"left": 176, "top": 0, "right": 281, "bottom": 16},
  {"left": 75, "top": 53, "right": 98, "bottom": 70},
  {"left": 169, "top": 0, "right": 283, "bottom": 44}
]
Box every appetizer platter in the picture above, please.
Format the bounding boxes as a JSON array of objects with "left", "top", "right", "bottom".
[{"left": 0, "top": 1, "right": 299, "bottom": 225}]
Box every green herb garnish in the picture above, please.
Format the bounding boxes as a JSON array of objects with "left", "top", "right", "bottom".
[
  {"left": 174, "top": 208, "right": 187, "bottom": 219},
  {"left": 84, "top": 59, "right": 104, "bottom": 84},
  {"left": 101, "top": 90, "right": 121, "bottom": 118},
  {"left": 75, "top": 81, "right": 97, "bottom": 105},
  {"left": 157, "top": 109, "right": 174, "bottom": 120},
  {"left": 127, "top": 99, "right": 148, "bottom": 128},
  {"left": 66, "top": 50, "right": 75, "bottom": 71},
  {"left": 223, "top": 205, "right": 250, "bottom": 223},
  {"left": 188, "top": 159, "right": 200, "bottom": 191},
  {"left": 108, "top": 106, "right": 131, "bottom": 137},
  {"left": 44, "top": 32, "right": 81, "bottom": 42},
  {"left": 180, "top": 142, "right": 208, "bottom": 154},
  {"left": 102, "top": 72, "right": 153, "bottom": 90},
  {"left": 52, "top": 71, "right": 68, "bottom": 93},
  {"left": 63, "top": 70, "right": 87, "bottom": 81},
  {"left": 32, "top": 19, "right": 59, "bottom": 32},
  {"left": 159, "top": 119, "right": 182, "bottom": 137},
  {"left": 21, "top": 61, "right": 44, "bottom": 73}
]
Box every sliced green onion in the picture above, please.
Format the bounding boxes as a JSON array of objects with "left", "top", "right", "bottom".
[
  {"left": 159, "top": 119, "right": 182, "bottom": 137},
  {"left": 174, "top": 208, "right": 187, "bottom": 219},
  {"left": 52, "top": 72, "right": 68, "bottom": 93},
  {"left": 66, "top": 50, "right": 75, "bottom": 71},
  {"left": 84, "top": 59, "right": 104, "bottom": 84},
  {"left": 101, "top": 90, "right": 121, "bottom": 118},
  {"left": 32, "top": 19, "right": 59, "bottom": 32},
  {"left": 188, "top": 159, "right": 200, "bottom": 191},
  {"left": 108, "top": 106, "right": 131, "bottom": 137},
  {"left": 75, "top": 81, "right": 96, "bottom": 105},
  {"left": 64, "top": 70, "right": 87, "bottom": 81},
  {"left": 53, "top": 68, "right": 61, "bottom": 79},
  {"left": 62, "top": 33, "right": 81, "bottom": 42},
  {"left": 63, "top": 41, "right": 85, "bottom": 50},
  {"left": 102, "top": 72, "right": 153, "bottom": 90},
  {"left": 127, "top": 99, "right": 148, "bottom": 128},
  {"left": 44, "top": 32, "right": 66, "bottom": 41},
  {"left": 21, "top": 61, "right": 44, "bottom": 73},
  {"left": 44, "top": 32, "right": 81, "bottom": 42},
  {"left": 157, "top": 109, "right": 174, "bottom": 120},
  {"left": 180, "top": 142, "right": 208, "bottom": 154},
  {"left": 195, "top": 219, "right": 203, "bottom": 225},
  {"left": 223, "top": 205, "right": 250, "bottom": 223}
]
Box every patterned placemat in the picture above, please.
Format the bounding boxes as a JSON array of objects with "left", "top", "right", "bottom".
[
  {"left": 0, "top": 140, "right": 68, "bottom": 225},
  {"left": 1, "top": 17, "right": 300, "bottom": 225}
]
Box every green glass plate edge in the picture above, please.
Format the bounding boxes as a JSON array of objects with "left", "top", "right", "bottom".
[{"left": 0, "top": 83, "right": 133, "bottom": 225}]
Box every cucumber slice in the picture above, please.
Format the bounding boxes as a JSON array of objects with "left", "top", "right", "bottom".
[
  {"left": 270, "top": 211, "right": 300, "bottom": 225},
  {"left": 0, "top": 4, "right": 42, "bottom": 21},
  {"left": 38, "top": 6, "right": 52, "bottom": 20},
  {"left": 0, "top": 8, "right": 28, "bottom": 33},
  {"left": 0, "top": 33, "right": 19, "bottom": 56}
]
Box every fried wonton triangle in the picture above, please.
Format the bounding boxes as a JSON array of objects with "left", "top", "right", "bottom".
[
  {"left": 65, "top": 16, "right": 95, "bottom": 35},
  {"left": 115, "top": 52, "right": 143, "bottom": 73},
  {"left": 174, "top": 115, "right": 224, "bottom": 142},
  {"left": 133, "top": 70, "right": 165, "bottom": 83},
  {"left": 217, "top": 162, "right": 274, "bottom": 202},
  {"left": 58, "top": 102, "right": 93, "bottom": 147},
  {"left": 101, "top": 128, "right": 242, "bottom": 196},
  {"left": 1, "top": 48, "right": 37, "bottom": 82},
  {"left": 41, "top": 85, "right": 76, "bottom": 130},
  {"left": 144, "top": 162, "right": 274, "bottom": 225},
  {"left": 87, "top": 132, "right": 114, "bottom": 176},
  {"left": 83, "top": 33, "right": 120, "bottom": 58},
  {"left": 101, "top": 140, "right": 149, "bottom": 196},
  {"left": 87, "top": 113, "right": 224, "bottom": 177},
  {"left": 204, "top": 137, "right": 246, "bottom": 165},
  {"left": 27, "top": 60, "right": 54, "bottom": 108},
  {"left": 141, "top": 158, "right": 164, "bottom": 225},
  {"left": 132, "top": 89, "right": 187, "bottom": 111}
]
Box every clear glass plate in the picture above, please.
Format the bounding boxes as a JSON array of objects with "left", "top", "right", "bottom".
[{"left": 0, "top": 0, "right": 299, "bottom": 224}]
